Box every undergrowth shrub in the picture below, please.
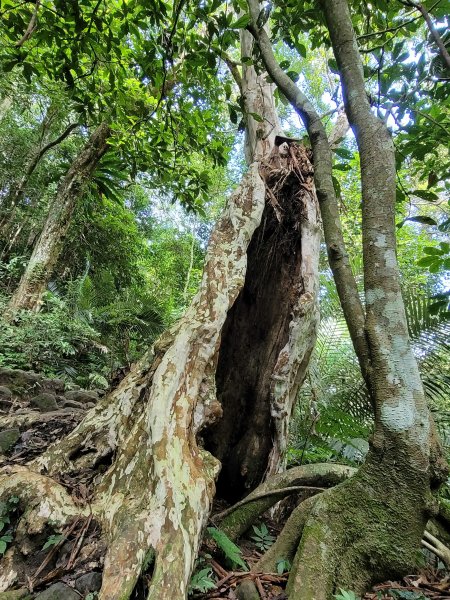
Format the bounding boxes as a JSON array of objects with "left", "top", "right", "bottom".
[{"left": 0, "top": 291, "right": 106, "bottom": 387}]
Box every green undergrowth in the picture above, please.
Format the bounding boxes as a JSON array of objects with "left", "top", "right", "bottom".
[{"left": 0, "top": 291, "right": 104, "bottom": 387}]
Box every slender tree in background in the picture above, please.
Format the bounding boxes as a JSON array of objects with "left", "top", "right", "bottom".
[{"left": 6, "top": 122, "right": 110, "bottom": 313}]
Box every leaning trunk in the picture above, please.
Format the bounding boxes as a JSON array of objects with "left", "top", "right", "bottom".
[
  {"left": 0, "top": 122, "right": 78, "bottom": 250},
  {"left": 6, "top": 122, "right": 110, "bottom": 314},
  {"left": 0, "top": 31, "right": 321, "bottom": 600}
]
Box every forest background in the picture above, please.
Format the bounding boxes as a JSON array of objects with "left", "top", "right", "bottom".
[{"left": 0, "top": 0, "right": 449, "bottom": 598}]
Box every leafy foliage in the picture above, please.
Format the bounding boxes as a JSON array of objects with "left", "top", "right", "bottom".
[
  {"left": 334, "top": 591, "right": 360, "bottom": 600},
  {"left": 188, "top": 567, "right": 216, "bottom": 594},
  {"left": 276, "top": 558, "right": 291, "bottom": 575},
  {"left": 0, "top": 290, "right": 103, "bottom": 384},
  {"left": 0, "top": 496, "right": 19, "bottom": 556},
  {"left": 42, "top": 534, "right": 66, "bottom": 550},
  {"left": 250, "top": 523, "right": 276, "bottom": 552}
]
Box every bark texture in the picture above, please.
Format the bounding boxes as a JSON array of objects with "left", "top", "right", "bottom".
[
  {"left": 205, "top": 146, "right": 320, "bottom": 501},
  {"left": 6, "top": 122, "right": 110, "bottom": 314},
  {"left": 0, "top": 43, "right": 321, "bottom": 596},
  {"left": 245, "top": 0, "right": 448, "bottom": 597}
]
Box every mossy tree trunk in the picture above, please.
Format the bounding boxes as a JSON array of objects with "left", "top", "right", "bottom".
[
  {"left": 0, "top": 31, "right": 321, "bottom": 600},
  {"left": 6, "top": 122, "right": 110, "bottom": 315},
  {"left": 245, "top": 1, "right": 448, "bottom": 597}
]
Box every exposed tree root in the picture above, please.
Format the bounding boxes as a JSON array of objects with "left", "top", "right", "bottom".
[
  {"left": 218, "top": 463, "right": 355, "bottom": 540},
  {"left": 0, "top": 465, "right": 88, "bottom": 592},
  {"left": 422, "top": 530, "right": 450, "bottom": 566},
  {"left": 277, "top": 453, "right": 437, "bottom": 600},
  {"left": 0, "top": 465, "right": 87, "bottom": 533},
  {"left": 257, "top": 494, "right": 318, "bottom": 574}
]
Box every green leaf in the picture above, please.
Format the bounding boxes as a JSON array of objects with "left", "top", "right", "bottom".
[
  {"left": 439, "top": 218, "right": 450, "bottom": 232},
  {"left": 333, "top": 148, "right": 353, "bottom": 160},
  {"left": 333, "top": 162, "right": 351, "bottom": 171},
  {"left": 206, "top": 527, "right": 248, "bottom": 570},
  {"left": 276, "top": 558, "right": 291, "bottom": 574},
  {"left": 332, "top": 175, "right": 342, "bottom": 198},
  {"left": 328, "top": 58, "right": 339, "bottom": 73},
  {"left": 404, "top": 216, "right": 438, "bottom": 226},
  {"left": 43, "top": 534, "right": 65, "bottom": 550},
  {"left": 231, "top": 14, "right": 250, "bottom": 28},
  {"left": 295, "top": 42, "right": 307, "bottom": 58},
  {"left": 411, "top": 189, "right": 439, "bottom": 201},
  {"left": 249, "top": 112, "right": 264, "bottom": 122},
  {"left": 189, "top": 567, "right": 216, "bottom": 593},
  {"left": 423, "top": 246, "right": 444, "bottom": 256},
  {"left": 334, "top": 590, "right": 360, "bottom": 600},
  {"left": 417, "top": 256, "right": 438, "bottom": 267}
]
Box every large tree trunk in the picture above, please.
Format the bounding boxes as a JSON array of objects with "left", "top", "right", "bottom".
[
  {"left": 244, "top": 1, "right": 448, "bottom": 597},
  {"left": 6, "top": 122, "right": 110, "bottom": 314},
  {"left": 0, "top": 32, "right": 321, "bottom": 600},
  {"left": 204, "top": 30, "right": 320, "bottom": 501}
]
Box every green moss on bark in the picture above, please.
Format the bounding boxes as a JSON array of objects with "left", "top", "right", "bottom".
[{"left": 286, "top": 449, "right": 434, "bottom": 599}]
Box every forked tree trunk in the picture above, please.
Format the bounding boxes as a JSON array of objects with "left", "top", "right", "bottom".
[
  {"left": 0, "top": 31, "right": 321, "bottom": 600},
  {"left": 6, "top": 122, "right": 110, "bottom": 314}
]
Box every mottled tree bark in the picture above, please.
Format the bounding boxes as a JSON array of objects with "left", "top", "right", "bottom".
[
  {"left": 0, "top": 31, "right": 321, "bottom": 600},
  {"left": 6, "top": 122, "right": 110, "bottom": 314}
]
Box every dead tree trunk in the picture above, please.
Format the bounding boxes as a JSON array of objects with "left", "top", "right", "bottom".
[
  {"left": 6, "top": 122, "right": 110, "bottom": 314},
  {"left": 0, "top": 31, "right": 321, "bottom": 600}
]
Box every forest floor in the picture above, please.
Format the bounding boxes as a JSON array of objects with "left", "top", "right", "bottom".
[
  {"left": 193, "top": 525, "right": 450, "bottom": 600},
  {"left": 1, "top": 367, "right": 450, "bottom": 600}
]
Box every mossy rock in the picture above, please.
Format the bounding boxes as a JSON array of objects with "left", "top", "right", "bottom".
[
  {"left": 0, "top": 589, "right": 32, "bottom": 600},
  {"left": 0, "top": 428, "right": 20, "bottom": 453},
  {"left": 34, "top": 583, "right": 79, "bottom": 600},
  {"left": 30, "top": 393, "right": 58, "bottom": 412},
  {"left": 0, "top": 368, "right": 40, "bottom": 393},
  {"left": 236, "top": 580, "right": 260, "bottom": 600}
]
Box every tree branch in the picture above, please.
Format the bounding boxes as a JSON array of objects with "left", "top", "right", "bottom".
[
  {"left": 15, "top": 0, "right": 40, "bottom": 47},
  {"left": 357, "top": 14, "right": 421, "bottom": 40},
  {"left": 401, "top": 0, "right": 450, "bottom": 70},
  {"left": 215, "top": 486, "right": 326, "bottom": 521},
  {"left": 35, "top": 122, "right": 79, "bottom": 162},
  {"left": 245, "top": 0, "right": 372, "bottom": 390},
  {"left": 220, "top": 50, "right": 243, "bottom": 93}
]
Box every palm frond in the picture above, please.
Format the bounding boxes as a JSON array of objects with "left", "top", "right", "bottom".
[{"left": 296, "top": 282, "right": 450, "bottom": 456}]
